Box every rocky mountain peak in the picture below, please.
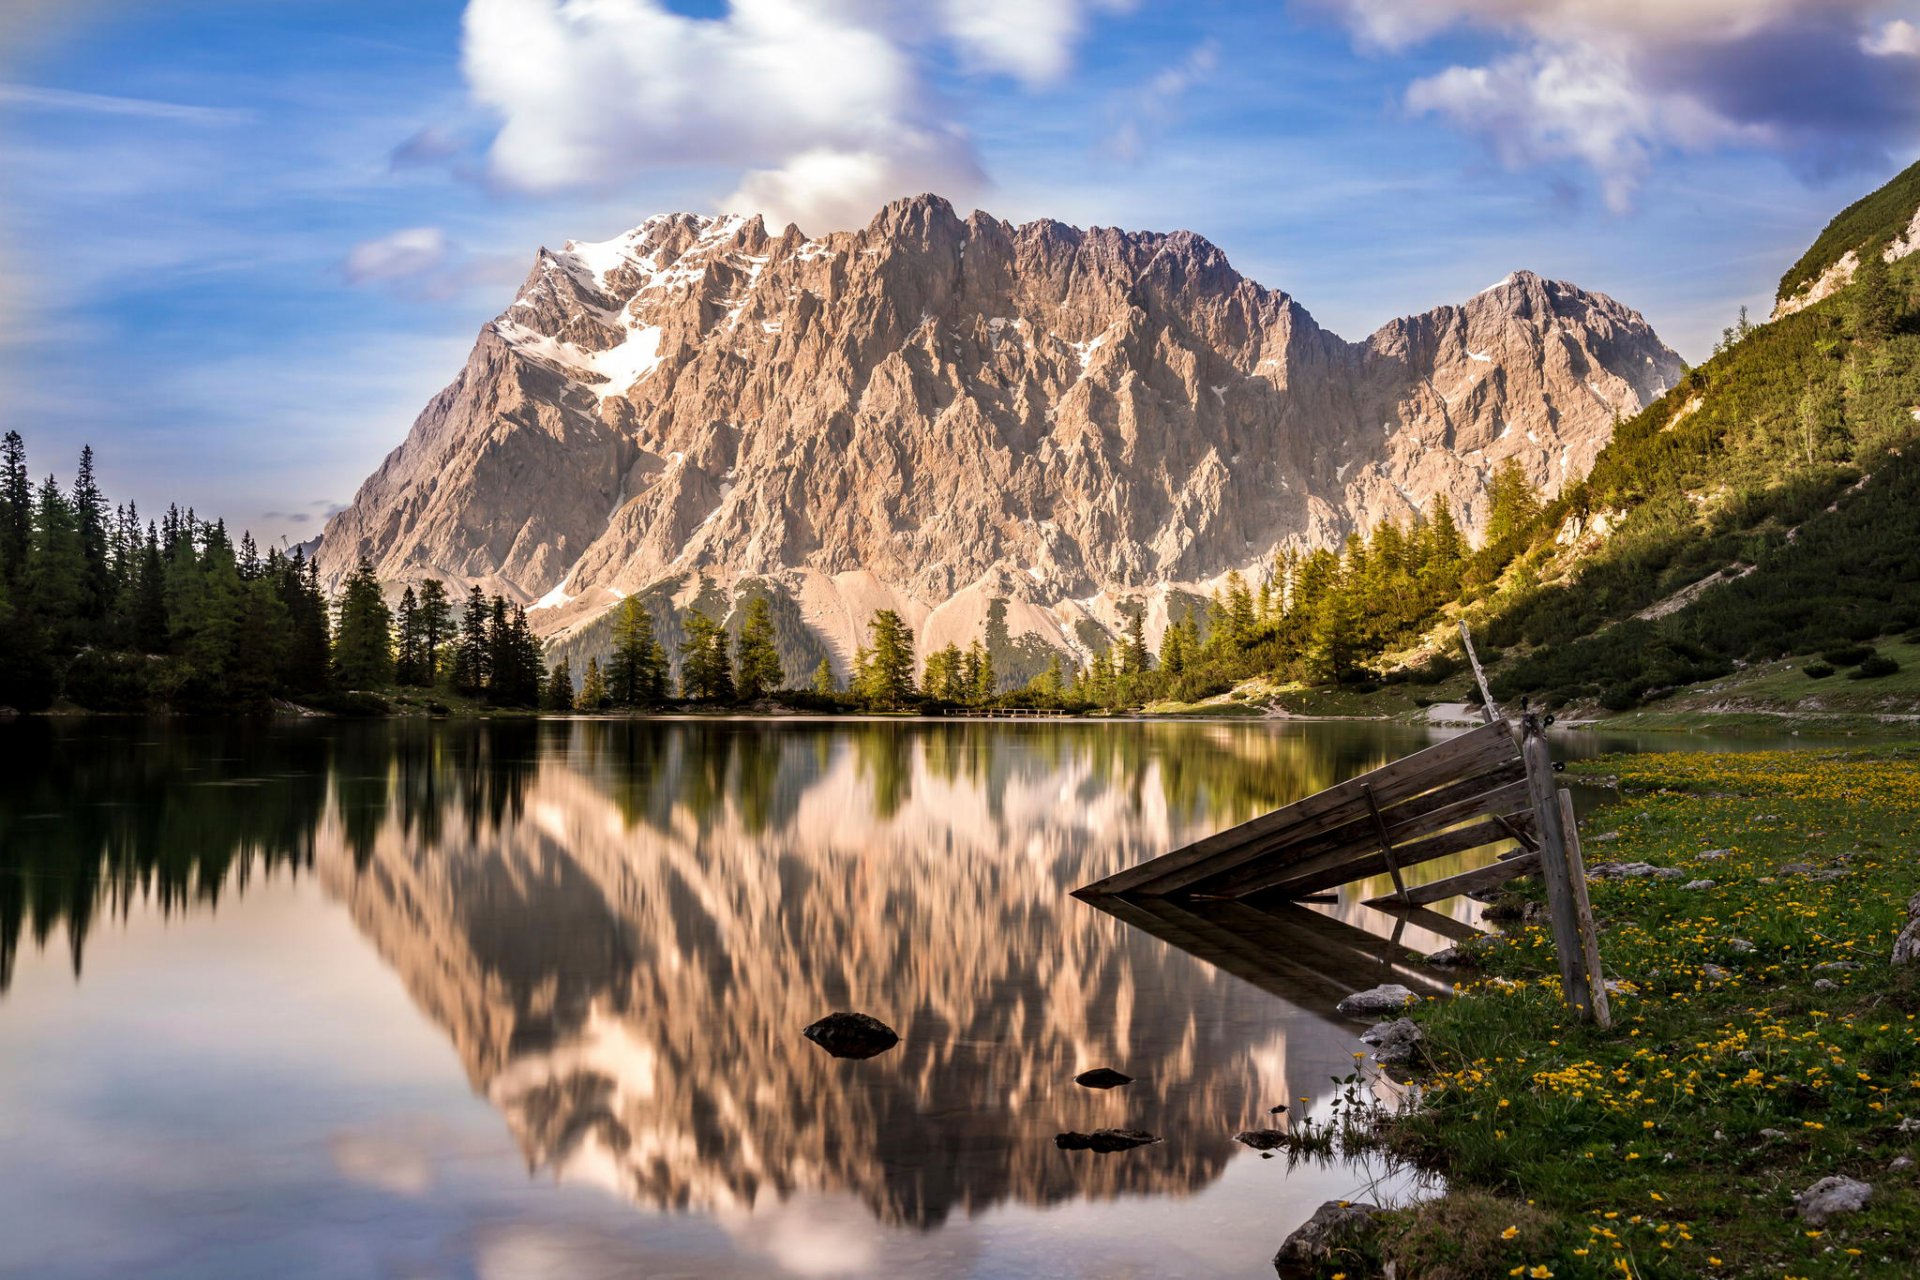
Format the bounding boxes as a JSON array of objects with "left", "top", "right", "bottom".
[{"left": 316, "top": 196, "right": 1683, "bottom": 672}]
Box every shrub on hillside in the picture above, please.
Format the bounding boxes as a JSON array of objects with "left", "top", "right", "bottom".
[
  {"left": 1804, "top": 663, "right": 1836, "bottom": 679},
  {"left": 1821, "top": 644, "right": 1875, "bottom": 667},
  {"left": 1848, "top": 655, "right": 1901, "bottom": 679}
]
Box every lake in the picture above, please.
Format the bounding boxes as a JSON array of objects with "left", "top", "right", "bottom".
[{"left": 0, "top": 716, "right": 1802, "bottom": 1279}]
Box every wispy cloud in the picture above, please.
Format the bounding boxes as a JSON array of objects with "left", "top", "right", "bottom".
[
  {"left": 0, "top": 81, "right": 251, "bottom": 124},
  {"left": 1312, "top": 0, "right": 1920, "bottom": 208}
]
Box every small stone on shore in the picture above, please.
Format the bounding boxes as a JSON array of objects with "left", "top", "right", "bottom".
[
  {"left": 1337, "top": 984, "right": 1417, "bottom": 1017},
  {"left": 1273, "top": 1201, "right": 1381, "bottom": 1276}
]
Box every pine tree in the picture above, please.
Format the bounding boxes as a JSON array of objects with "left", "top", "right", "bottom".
[
  {"left": 0, "top": 431, "right": 29, "bottom": 585},
  {"left": 132, "top": 526, "right": 169, "bottom": 654},
  {"left": 452, "top": 586, "right": 490, "bottom": 694},
  {"left": 731, "top": 596, "right": 784, "bottom": 700},
  {"left": 543, "top": 657, "right": 575, "bottom": 711},
  {"left": 923, "top": 642, "right": 964, "bottom": 702},
  {"left": 1119, "top": 605, "right": 1151, "bottom": 677},
  {"left": 576, "top": 655, "right": 610, "bottom": 710},
  {"left": 416, "top": 579, "right": 453, "bottom": 685},
  {"left": 28, "top": 475, "right": 87, "bottom": 647},
  {"left": 679, "top": 608, "right": 735, "bottom": 701},
  {"left": 812, "top": 656, "right": 838, "bottom": 696},
  {"left": 394, "top": 586, "right": 424, "bottom": 685},
  {"left": 606, "top": 596, "right": 668, "bottom": 706},
  {"left": 71, "top": 445, "right": 111, "bottom": 629},
  {"left": 1485, "top": 459, "right": 1542, "bottom": 549},
  {"left": 484, "top": 596, "right": 514, "bottom": 703},
  {"left": 1853, "top": 246, "right": 1899, "bottom": 343},
  {"left": 277, "top": 551, "right": 331, "bottom": 691},
  {"left": 1423, "top": 496, "right": 1466, "bottom": 582},
  {"left": 858, "top": 610, "right": 916, "bottom": 708},
  {"left": 331, "top": 557, "right": 393, "bottom": 689}
]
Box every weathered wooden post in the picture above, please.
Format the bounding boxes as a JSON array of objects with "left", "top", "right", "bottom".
[
  {"left": 1520, "top": 712, "right": 1602, "bottom": 1022},
  {"left": 1558, "top": 787, "right": 1612, "bottom": 1029}
]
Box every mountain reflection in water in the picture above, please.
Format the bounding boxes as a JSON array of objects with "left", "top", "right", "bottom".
[{"left": 1, "top": 717, "right": 1463, "bottom": 1268}]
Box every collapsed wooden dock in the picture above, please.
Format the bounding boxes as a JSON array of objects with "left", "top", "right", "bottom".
[
  {"left": 1075, "top": 720, "right": 1538, "bottom": 903},
  {"left": 1077, "top": 704, "right": 1613, "bottom": 1026}
]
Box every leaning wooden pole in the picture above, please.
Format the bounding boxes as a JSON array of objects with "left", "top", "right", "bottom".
[
  {"left": 1519, "top": 712, "right": 1600, "bottom": 1021},
  {"left": 1459, "top": 620, "right": 1500, "bottom": 724}
]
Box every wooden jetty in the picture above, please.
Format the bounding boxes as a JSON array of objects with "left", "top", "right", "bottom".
[{"left": 1078, "top": 626, "right": 1611, "bottom": 1025}]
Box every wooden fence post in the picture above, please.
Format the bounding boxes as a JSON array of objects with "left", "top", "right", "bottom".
[
  {"left": 1520, "top": 712, "right": 1598, "bottom": 1021},
  {"left": 1557, "top": 786, "right": 1612, "bottom": 1029}
]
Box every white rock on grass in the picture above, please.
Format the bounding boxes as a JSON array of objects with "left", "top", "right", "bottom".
[
  {"left": 1588, "top": 861, "right": 1684, "bottom": 880},
  {"left": 1792, "top": 1175, "right": 1872, "bottom": 1225},
  {"left": 1683, "top": 879, "right": 1715, "bottom": 890},
  {"left": 1336, "top": 984, "right": 1417, "bottom": 1017}
]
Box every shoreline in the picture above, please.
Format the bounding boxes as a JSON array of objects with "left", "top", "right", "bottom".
[{"left": 1326, "top": 745, "right": 1920, "bottom": 1279}]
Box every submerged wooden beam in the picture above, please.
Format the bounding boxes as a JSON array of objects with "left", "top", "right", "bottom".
[{"left": 1362, "top": 848, "right": 1541, "bottom": 907}]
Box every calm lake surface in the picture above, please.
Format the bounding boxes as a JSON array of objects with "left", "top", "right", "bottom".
[{"left": 0, "top": 717, "right": 1807, "bottom": 1279}]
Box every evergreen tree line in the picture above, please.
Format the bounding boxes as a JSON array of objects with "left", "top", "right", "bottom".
[{"left": 0, "top": 435, "right": 333, "bottom": 711}]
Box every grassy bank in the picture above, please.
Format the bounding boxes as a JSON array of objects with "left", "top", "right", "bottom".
[{"left": 1362, "top": 747, "right": 1920, "bottom": 1279}]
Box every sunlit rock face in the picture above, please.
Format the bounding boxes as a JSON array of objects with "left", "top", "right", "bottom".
[
  {"left": 311, "top": 722, "right": 1420, "bottom": 1227},
  {"left": 315, "top": 196, "right": 1682, "bottom": 662}
]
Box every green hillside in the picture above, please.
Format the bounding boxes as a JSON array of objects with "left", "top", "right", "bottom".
[
  {"left": 1476, "top": 159, "right": 1920, "bottom": 713},
  {"left": 1778, "top": 156, "right": 1920, "bottom": 301}
]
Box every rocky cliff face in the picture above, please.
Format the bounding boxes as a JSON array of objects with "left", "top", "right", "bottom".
[{"left": 317, "top": 195, "right": 1680, "bottom": 664}]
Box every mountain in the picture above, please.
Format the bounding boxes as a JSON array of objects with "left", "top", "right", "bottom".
[{"left": 316, "top": 195, "right": 1680, "bottom": 671}]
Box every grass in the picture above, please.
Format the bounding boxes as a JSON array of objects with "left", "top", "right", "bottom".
[{"left": 1361, "top": 747, "right": 1920, "bottom": 1279}]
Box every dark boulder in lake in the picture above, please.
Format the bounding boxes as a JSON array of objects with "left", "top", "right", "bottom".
[
  {"left": 802, "top": 1012, "right": 899, "bottom": 1059},
  {"left": 1055, "top": 1128, "right": 1161, "bottom": 1152},
  {"left": 1234, "top": 1129, "right": 1290, "bottom": 1151},
  {"left": 1074, "top": 1067, "right": 1133, "bottom": 1089}
]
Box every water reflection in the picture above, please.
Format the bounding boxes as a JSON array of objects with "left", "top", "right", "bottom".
[{"left": 3, "top": 717, "right": 1454, "bottom": 1271}]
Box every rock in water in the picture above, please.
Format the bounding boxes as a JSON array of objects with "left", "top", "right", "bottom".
[
  {"left": 1272, "top": 1200, "right": 1381, "bottom": 1276},
  {"left": 1793, "top": 1175, "right": 1873, "bottom": 1225},
  {"left": 1234, "top": 1129, "right": 1290, "bottom": 1151},
  {"left": 1074, "top": 1067, "right": 1133, "bottom": 1089},
  {"left": 802, "top": 1012, "right": 899, "bottom": 1059},
  {"left": 1359, "top": 1017, "right": 1425, "bottom": 1065},
  {"left": 1054, "top": 1128, "right": 1161, "bottom": 1153},
  {"left": 1335, "top": 984, "right": 1416, "bottom": 1017}
]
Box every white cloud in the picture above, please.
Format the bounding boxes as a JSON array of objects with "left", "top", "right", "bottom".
[
  {"left": 343, "top": 226, "right": 449, "bottom": 284},
  {"left": 457, "top": 0, "right": 1121, "bottom": 232},
  {"left": 1101, "top": 40, "right": 1218, "bottom": 165},
  {"left": 724, "top": 134, "right": 984, "bottom": 234},
  {"left": 939, "top": 0, "right": 1134, "bottom": 87},
  {"left": 1865, "top": 18, "right": 1920, "bottom": 56},
  {"left": 1317, "top": 0, "right": 1920, "bottom": 206}
]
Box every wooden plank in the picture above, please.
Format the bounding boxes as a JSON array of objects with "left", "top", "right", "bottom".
[
  {"left": 1364, "top": 848, "right": 1541, "bottom": 907},
  {"left": 1180, "top": 762, "right": 1526, "bottom": 898},
  {"left": 1197, "top": 775, "right": 1532, "bottom": 899},
  {"left": 1257, "top": 810, "right": 1534, "bottom": 899},
  {"left": 1522, "top": 719, "right": 1597, "bottom": 1021},
  {"left": 1368, "top": 901, "right": 1486, "bottom": 945},
  {"left": 1362, "top": 783, "right": 1408, "bottom": 902},
  {"left": 1558, "top": 786, "right": 1612, "bottom": 1030},
  {"left": 1076, "top": 720, "right": 1518, "bottom": 896}
]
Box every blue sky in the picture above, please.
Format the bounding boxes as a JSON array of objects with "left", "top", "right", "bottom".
[{"left": 2, "top": 0, "right": 1918, "bottom": 545}]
